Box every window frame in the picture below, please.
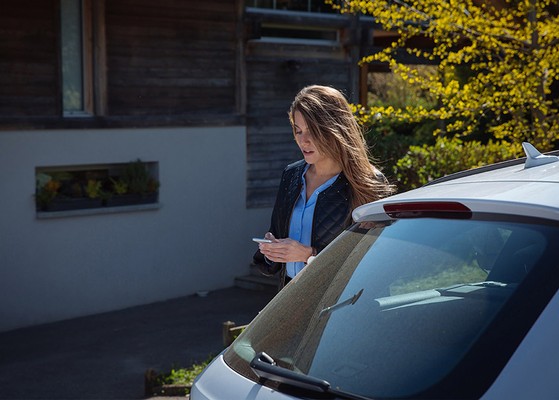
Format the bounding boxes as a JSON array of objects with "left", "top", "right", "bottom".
[{"left": 60, "top": 0, "right": 106, "bottom": 117}]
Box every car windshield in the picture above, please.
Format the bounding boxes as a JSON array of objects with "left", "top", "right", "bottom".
[{"left": 224, "top": 215, "right": 559, "bottom": 399}]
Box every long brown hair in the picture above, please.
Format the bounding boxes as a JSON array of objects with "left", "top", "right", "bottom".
[{"left": 289, "top": 85, "right": 395, "bottom": 209}]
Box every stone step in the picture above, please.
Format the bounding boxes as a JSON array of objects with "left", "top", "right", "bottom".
[
  {"left": 234, "top": 274, "right": 278, "bottom": 292},
  {"left": 235, "top": 264, "right": 279, "bottom": 292},
  {"left": 248, "top": 261, "right": 265, "bottom": 276}
]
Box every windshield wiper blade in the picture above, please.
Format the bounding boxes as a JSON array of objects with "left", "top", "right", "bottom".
[
  {"left": 250, "top": 352, "right": 371, "bottom": 400},
  {"left": 250, "top": 352, "right": 329, "bottom": 392},
  {"left": 472, "top": 280, "right": 509, "bottom": 288},
  {"left": 320, "top": 288, "right": 364, "bottom": 318}
]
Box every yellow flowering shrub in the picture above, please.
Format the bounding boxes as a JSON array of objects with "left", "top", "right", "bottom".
[
  {"left": 328, "top": 0, "right": 559, "bottom": 151},
  {"left": 394, "top": 137, "right": 521, "bottom": 190}
]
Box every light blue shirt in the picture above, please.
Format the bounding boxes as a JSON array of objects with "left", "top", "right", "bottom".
[{"left": 286, "top": 165, "right": 339, "bottom": 278}]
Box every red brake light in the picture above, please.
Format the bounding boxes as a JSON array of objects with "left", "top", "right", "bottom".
[{"left": 383, "top": 202, "right": 472, "bottom": 219}]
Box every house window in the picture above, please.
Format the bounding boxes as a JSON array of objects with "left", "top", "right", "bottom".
[
  {"left": 245, "top": 0, "right": 341, "bottom": 44},
  {"left": 35, "top": 161, "right": 160, "bottom": 217},
  {"left": 259, "top": 24, "right": 338, "bottom": 43},
  {"left": 60, "top": 0, "right": 94, "bottom": 116},
  {"left": 247, "top": 0, "right": 335, "bottom": 13}
]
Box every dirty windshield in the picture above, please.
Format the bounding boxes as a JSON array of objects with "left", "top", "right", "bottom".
[{"left": 224, "top": 216, "right": 558, "bottom": 399}]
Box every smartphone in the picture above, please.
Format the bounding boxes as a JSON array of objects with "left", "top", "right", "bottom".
[{"left": 252, "top": 238, "right": 273, "bottom": 244}]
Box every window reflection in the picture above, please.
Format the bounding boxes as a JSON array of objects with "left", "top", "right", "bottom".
[
  {"left": 246, "top": 0, "right": 335, "bottom": 13},
  {"left": 60, "top": 0, "right": 84, "bottom": 113}
]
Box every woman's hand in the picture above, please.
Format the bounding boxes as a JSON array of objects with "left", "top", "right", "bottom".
[{"left": 259, "top": 234, "right": 313, "bottom": 263}]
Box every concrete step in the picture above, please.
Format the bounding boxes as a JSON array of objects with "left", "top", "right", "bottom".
[
  {"left": 235, "top": 264, "right": 279, "bottom": 292},
  {"left": 250, "top": 261, "right": 267, "bottom": 276},
  {"left": 234, "top": 274, "right": 278, "bottom": 292}
]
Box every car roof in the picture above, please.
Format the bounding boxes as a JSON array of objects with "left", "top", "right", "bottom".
[{"left": 354, "top": 143, "right": 559, "bottom": 222}]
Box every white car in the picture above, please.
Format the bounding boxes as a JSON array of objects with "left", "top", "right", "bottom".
[{"left": 192, "top": 143, "right": 559, "bottom": 399}]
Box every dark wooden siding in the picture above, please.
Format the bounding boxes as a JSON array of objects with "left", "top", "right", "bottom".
[
  {"left": 0, "top": 0, "right": 59, "bottom": 117},
  {"left": 0, "top": 2, "right": 375, "bottom": 208},
  {"left": 244, "top": 9, "right": 358, "bottom": 208},
  {"left": 246, "top": 51, "right": 353, "bottom": 207},
  {"left": 105, "top": 0, "right": 238, "bottom": 116},
  {"left": 0, "top": 0, "right": 241, "bottom": 127}
]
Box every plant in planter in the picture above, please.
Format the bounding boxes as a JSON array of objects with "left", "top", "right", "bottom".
[
  {"left": 106, "top": 160, "right": 159, "bottom": 207},
  {"left": 35, "top": 174, "right": 62, "bottom": 211},
  {"left": 105, "top": 177, "right": 134, "bottom": 207},
  {"left": 123, "top": 159, "right": 159, "bottom": 200},
  {"left": 37, "top": 178, "right": 104, "bottom": 212},
  {"left": 36, "top": 161, "right": 159, "bottom": 212},
  {"left": 86, "top": 179, "right": 110, "bottom": 206},
  {"left": 110, "top": 178, "right": 128, "bottom": 195},
  {"left": 123, "top": 159, "right": 159, "bottom": 195},
  {"left": 85, "top": 179, "right": 103, "bottom": 199}
]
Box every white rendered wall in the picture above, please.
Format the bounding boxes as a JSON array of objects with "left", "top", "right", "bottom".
[{"left": 0, "top": 126, "right": 271, "bottom": 332}]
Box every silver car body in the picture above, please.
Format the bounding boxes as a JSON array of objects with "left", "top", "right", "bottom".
[{"left": 192, "top": 143, "right": 559, "bottom": 399}]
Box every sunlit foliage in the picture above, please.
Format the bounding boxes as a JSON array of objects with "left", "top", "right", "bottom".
[{"left": 330, "top": 0, "right": 559, "bottom": 151}]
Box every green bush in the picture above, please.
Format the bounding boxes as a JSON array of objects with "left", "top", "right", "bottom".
[
  {"left": 393, "top": 137, "right": 521, "bottom": 191},
  {"left": 366, "top": 120, "right": 438, "bottom": 185},
  {"left": 122, "top": 159, "right": 159, "bottom": 195},
  {"left": 156, "top": 354, "right": 214, "bottom": 394}
]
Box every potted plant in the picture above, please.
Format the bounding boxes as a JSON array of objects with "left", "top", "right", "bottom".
[
  {"left": 36, "top": 161, "right": 159, "bottom": 212},
  {"left": 122, "top": 159, "right": 159, "bottom": 203},
  {"left": 110, "top": 178, "right": 128, "bottom": 196},
  {"left": 36, "top": 171, "right": 109, "bottom": 212},
  {"left": 35, "top": 173, "right": 62, "bottom": 211},
  {"left": 106, "top": 160, "right": 159, "bottom": 207},
  {"left": 82, "top": 179, "right": 106, "bottom": 208},
  {"left": 105, "top": 177, "right": 134, "bottom": 207}
]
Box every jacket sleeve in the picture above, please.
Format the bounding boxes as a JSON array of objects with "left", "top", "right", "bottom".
[{"left": 252, "top": 165, "right": 291, "bottom": 276}]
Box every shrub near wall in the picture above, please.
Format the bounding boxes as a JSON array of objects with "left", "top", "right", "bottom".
[
  {"left": 394, "top": 137, "right": 521, "bottom": 191},
  {"left": 365, "top": 120, "right": 438, "bottom": 190}
]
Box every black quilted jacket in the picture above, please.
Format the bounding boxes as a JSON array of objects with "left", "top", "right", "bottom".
[{"left": 253, "top": 159, "right": 352, "bottom": 286}]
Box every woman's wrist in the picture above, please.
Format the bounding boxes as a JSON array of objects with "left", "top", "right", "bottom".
[{"left": 305, "top": 246, "right": 317, "bottom": 265}]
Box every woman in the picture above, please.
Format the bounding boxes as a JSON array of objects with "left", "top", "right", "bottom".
[{"left": 254, "top": 85, "right": 394, "bottom": 289}]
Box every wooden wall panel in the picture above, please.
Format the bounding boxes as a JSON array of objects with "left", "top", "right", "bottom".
[
  {"left": 245, "top": 42, "right": 353, "bottom": 208},
  {"left": 0, "top": 1, "right": 366, "bottom": 210},
  {"left": 105, "top": 0, "right": 238, "bottom": 116},
  {"left": 0, "top": 0, "right": 59, "bottom": 116}
]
